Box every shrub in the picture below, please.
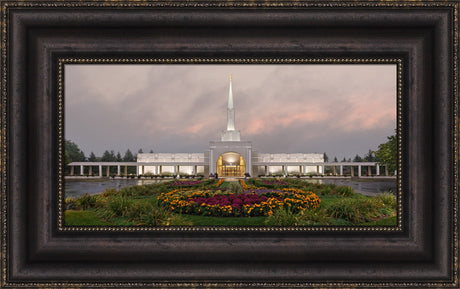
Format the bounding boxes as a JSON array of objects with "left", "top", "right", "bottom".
[
  {"left": 76, "top": 193, "right": 96, "bottom": 210},
  {"left": 297, "top": 208, "right": 333, "bottom": 225},
  {"left": 65, "top": 197, "right": 78, "bottom": 210},
  {"left": 94, "top": 195, "right": 108, "bottom": 208},
  {"left": 325, "top": 198, "right": 385, "bottom": 223},
  {"left": 137, "top": 203, "right": 171, "bottom": 226},
  {"left": 377, "top": 192, "right": 396, "bottom": 208},
  {"left": 336, "top": 186, "right": 355, "bottom": 197},
  {"left": 101, "top": 188, "right": 118, "bottom": 197},
  {"left": 125, "top": 201, "right": 148, "bottom": 220},
  {"left": 107, "top": 196, "right": 134, "bottom": 217},
  {"left": 264, "top": 208, "right": 298, "bottom": 226},
  {"left": 264, "top": 207, "right": 332, "bottom": 226},
  {"left": 228, "top": 182, "right": 243, "bottom": 194},
  {"left": 321, "top": 187, "right": 332, "bottom": 195}
]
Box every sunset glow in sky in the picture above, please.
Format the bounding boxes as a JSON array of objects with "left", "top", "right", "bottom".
[{"left": 65, "top": 64, "right": 396, "bottom": 160}]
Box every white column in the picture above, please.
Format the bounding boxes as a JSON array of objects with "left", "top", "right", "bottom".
[
  {"left": 99, "top": 165, "right": 102, "bottom": 177},
  {"left": 117, "top": 165, "right": 120, "bottom": 176},
  {"left": 321, "top": 165, "right": 324, "bottom": 175},
  {"left": 376, "top": 164, "right": 380, "bottom": 176},
  {"left": 80, "top": 165, "right": 84, "bottom": 175},
  {"left": 210, "top": 149, "right": 214, "bottom": 174},
  {"left": 70, "top": 166, "right": 74, "bottom": 176},
  {"left": 136, "top": 165, "right": 139, "bottom": 176},
  {"left": 174, "top": 165, "right": 177, "bottom": 175},
  {"left": 340, "top": 165, "right": 343, "bottom": 176},
  {"left": 265, "top": 166, "right": 268, "bottom": 176},
  {"left": 248, "top": 148, "right": 252, "bottom": 174},
  {"left": 358, "top": 165, "right": 361, "bottom": 177},
  {"left": 385, "top": 165, "right": 388, "bottom": 176}
]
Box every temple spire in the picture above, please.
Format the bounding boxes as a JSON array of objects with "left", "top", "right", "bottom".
[
  {"left": 221, "top": 74, "right": 241, "bottom": 141},
  {"left": 227, "top": 74, "right": 235, "bottom": 130}
]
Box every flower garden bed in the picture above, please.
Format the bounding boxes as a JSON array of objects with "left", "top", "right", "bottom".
[
  {"left": 170, "top": 180, "right": 204, "bottom": 186},
  {"left": 158, "top": 188, "right": 321, "bottom": 217},
  {"left": 261, "top": 179, "right": 289, "bottom": 186}
]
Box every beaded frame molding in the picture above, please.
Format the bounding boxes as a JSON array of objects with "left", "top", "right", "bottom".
[{"left": 1, "top": 1, "right": 459, "bottom": 288}]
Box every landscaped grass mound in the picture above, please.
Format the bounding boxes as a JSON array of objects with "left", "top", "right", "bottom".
[{"left": 64, "top": 178, "right": 396, "bottom": 226}]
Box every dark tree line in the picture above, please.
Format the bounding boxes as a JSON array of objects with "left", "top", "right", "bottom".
[
  {"left": 65, "top": 140, "right": 143, "bottom": 164},
  {"left": 325, "top": 133, "right": 397, "bottom": 175},
  {"left": 65, "top": 140, "right": 153, "bottom": 175}
]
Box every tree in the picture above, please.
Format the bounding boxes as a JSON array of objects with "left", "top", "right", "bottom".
[
  {"left": 123, "top": 149, "right": 135, "bottom": 162},
  {"left": 65, "top": 140, "right": 85, "bottom": 165},
  {"left": 333, "top": 156, "right": 338, "bottom": 162},
  {"left": 138, "top": 148, "right": 143, "bottom": 154},
  {"left": 109, "top": 150, "right": 117, "bottom": 161},
  {"left": 149, "top": 149, "right": 154, "bottom": 153},
  {"left": 353, "top": 154, "right": 363, "bottom": 162},
  {"left": 375, "top": 134, "right": 397, "bottom": 173},
  {"left": 363, "top": 149, "right": 375, "bottom": 162},
  {"left": 342, "top": 157, "right": 347, "bottom": 162},
  {"left": 88, "top": 152, "right": 97, "bottom": 162},
  {"left": 101, "top": 150, "right": 114, "bottom": 162},
  {"left": 116, "top": 152, "right": 122, "bottom": 162},
  {"left": 323, "top": 152, "right": 329, "bottom": 162}
]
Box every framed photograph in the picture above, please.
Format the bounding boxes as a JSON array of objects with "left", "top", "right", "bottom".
[
  {"left": 1, "top": 1, "right": 458, "bottom": 288},
  {"left": 63, "top": 62, "right": 399, "bottom": 228}
]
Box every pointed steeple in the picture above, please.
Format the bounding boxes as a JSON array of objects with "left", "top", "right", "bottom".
[
  {"left": 228, "top": 74, "right": 234, "bottom": 109},
  {"left": 221, "top": 74, "right": 241, "bottom": 141},
  {"left": 226, "top": 74, "right": 235, "bottom": 131}
]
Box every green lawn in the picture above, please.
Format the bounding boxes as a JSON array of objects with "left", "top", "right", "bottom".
[
  {"left": 65, "top": 210, "right": 112, "bottom": 226},
  {"left": 359, "top": 215, "right": 397, "bottom": 226},
  {"left": 64, "top": 209, "right": 396, "bottom": 227},
  {"left": 182, "top": 215, "right": 267, "bottom": 226}
]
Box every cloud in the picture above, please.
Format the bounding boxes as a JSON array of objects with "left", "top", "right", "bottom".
[{"left": 65, "top": 64, "right": 396, "bottom": 159}]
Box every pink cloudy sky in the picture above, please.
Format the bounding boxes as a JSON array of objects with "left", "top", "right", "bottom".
[{"left": 65, "top": 64, "right": 396, "bottom": 160}]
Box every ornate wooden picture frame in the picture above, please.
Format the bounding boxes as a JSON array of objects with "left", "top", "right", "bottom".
[{"left": 1, "top": 1, "right": 458, "bottom": 288}]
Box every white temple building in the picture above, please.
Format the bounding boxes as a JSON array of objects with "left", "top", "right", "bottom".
[{"left": 136, "top": 75, "right": 324, "bottom": 177}]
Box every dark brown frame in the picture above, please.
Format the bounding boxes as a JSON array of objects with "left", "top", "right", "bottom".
[{"left": 1, "top": 1, "right": 458, "bottom": 288}]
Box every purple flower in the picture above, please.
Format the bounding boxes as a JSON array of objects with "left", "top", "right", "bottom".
[
  {"left": 262, "top": 180, "right": 289, "bottom": 186},
  {"left": 171, "top": 180, "right": 203, "bottom": 186}
]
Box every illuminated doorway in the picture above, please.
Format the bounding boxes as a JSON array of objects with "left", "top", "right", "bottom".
[{"left": 216, "top": 152, "right": 246, "bottom": 177}]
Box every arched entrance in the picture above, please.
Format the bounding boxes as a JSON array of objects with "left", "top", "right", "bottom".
[{"left": 216, "top": 152, "right": 246, "bottom": 177}]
